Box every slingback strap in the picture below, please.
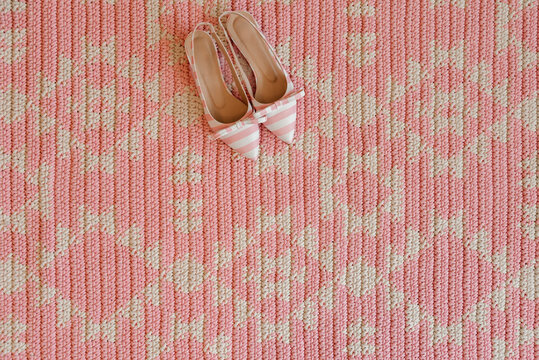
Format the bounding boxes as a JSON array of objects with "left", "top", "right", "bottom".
[
  {"left": 254, "top": 89, "right": 305, "bottom": 117},
  {"left": 218, "top": 11, "right": 300, "bottom": 108},
  {"left": 218, "top": 12, "right": 258, "bottom": 101},
  {"left": 209, "top": 112, "right": 267, "bottom": 140},
  {"left": 187, "top": 22, "right": 251, "bottom": 108}
]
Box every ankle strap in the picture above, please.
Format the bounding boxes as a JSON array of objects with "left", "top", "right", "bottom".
[
  {"left": 189, "top": 22, "right": 251, "bottom": 107},
  {"left": 218, "top": 12, "right": 258, "bottom": 102},
  {"left": 218, "top": 11, "right": 293, "bottom": 107}
]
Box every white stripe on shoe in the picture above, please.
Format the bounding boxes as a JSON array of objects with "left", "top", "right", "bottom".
[
  {"left": 266, "top": 101, "right": 296, "bottom": 118},
  {"left": 264, "top": 113, "right": 296, "bottom": 132},
  {"left": 241, "top": 147, "right": 260, "bottom": 160},
  {"left": 263, "top": 102, "right": 297, "bottom": 143},
  {"left": 226, "top": 128, "right": 260, "bottom": 149}
]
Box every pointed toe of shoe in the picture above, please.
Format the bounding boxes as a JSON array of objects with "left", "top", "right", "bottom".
[
  {"left": 242, "top": 146, "right": 260, "bottom": 160},
  {"left": 263, "top": 103, "right": 297, "bottom": 144},
  {"left": 218, "top": 123, "right": 260, "bottom": 160},
  {"left": 277, "top": 128, "right": 295, "bottom": 144}
]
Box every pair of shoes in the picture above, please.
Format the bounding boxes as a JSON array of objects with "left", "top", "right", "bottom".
[{"left": 185, "top": 11, "right": 305, "bottom": 160}]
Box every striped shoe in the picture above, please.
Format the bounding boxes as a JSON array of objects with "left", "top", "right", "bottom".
[
  {"left": 219, "top": 11, "right": 304, "bottom": 144},
  {"left": 185, "top": 23, "right": 265, "bottom": 160}
]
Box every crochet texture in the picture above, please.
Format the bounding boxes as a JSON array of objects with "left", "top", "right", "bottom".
[{"left": 0, "top": 0, "right": 537, "bottom": 359}]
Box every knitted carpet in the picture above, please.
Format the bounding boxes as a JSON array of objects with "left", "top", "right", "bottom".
[{"left": 1, "top": 0, "right": 537, "bottom": 359}]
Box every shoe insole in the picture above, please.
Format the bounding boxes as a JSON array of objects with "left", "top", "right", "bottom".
[
  {"left": 226, "top": 14, "right": 287, "bottom": 104},
  {"left": 187, "top": 30, "right": 248, "bottom": 124}
]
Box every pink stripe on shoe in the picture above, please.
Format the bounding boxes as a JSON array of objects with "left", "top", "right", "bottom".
[
  {"left": 220, "top": 124, "right": 258, "bottom": 144},
  {"left": 270, "top": 121, "right": 295, "bottom": 137},
  {"left": 265, "top": 115, "right": 296, "bottom": 133},
  {"left": 265, "top": 103, "right": 297, "bottom": 125},
  {"left": 235, "top": 137, "right": 260, "bottom": 154},
  {"left": 228, "top": 130, "right": 259, "bottom": 149}
]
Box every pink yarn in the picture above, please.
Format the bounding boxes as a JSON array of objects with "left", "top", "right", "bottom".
[{"left": 0, "top": 1, "right": 537, "bottom": 359}]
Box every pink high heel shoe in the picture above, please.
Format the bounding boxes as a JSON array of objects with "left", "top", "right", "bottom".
[
  {"left": 219, "top": 11, "right": 304, "bottom": 144},
  {"left": 185, "top": 23, "right": 265, "bottom": 159}
]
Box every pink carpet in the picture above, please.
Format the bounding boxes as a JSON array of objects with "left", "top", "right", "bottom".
[{"left": 1, "top": 0, "right": 537, "bottom": 359}]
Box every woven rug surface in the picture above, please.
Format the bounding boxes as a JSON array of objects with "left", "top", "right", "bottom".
[{"left": 1, "top": 0, "right": 538, "bottom": 359}]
